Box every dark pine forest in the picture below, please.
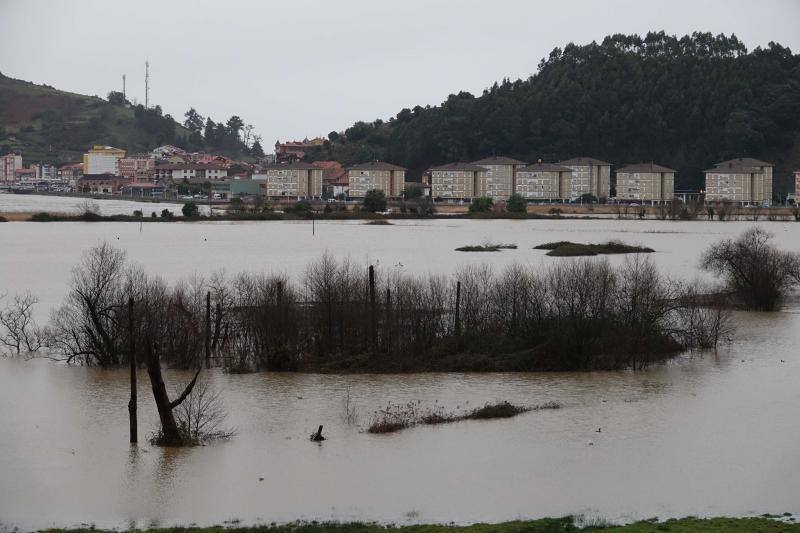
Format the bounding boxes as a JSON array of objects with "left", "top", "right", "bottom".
[{"left": 307, "top": 32, "right": 800, "bottom": 194}]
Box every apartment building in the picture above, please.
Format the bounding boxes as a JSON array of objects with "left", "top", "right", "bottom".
[
  {"left": 58, "top": 163, "right": 84, "bottom": 181},
  {"left": 35, "top": 164, "right": 58, "bottom": 181},
  {"left": 118, "top": 155, "right": 155, "bottom": 181},
  {"left": 558, "top": 157, "right": 612, "bottom": 199},
  {"left": 83, "top": 145, "right": 126, "bottom": 175},
  {"left": 154, "top": 163, "right": 228, "bottom": 181},
  {"left": 514, "top": 162, "right": 573, "bottom": 200},
  {"left": 1, "top": 153, "right": 23, "bottom": 183},
  {"left": 704, "top": 158, "right": 773, "bottom": 205},
  {"left": 429, "top": 162, "right": 488, "bottom": 199},
  {"left": 470, "top": 156, "right": 526, "bottom": 200},
  {"left": 615, "top": 163, "right": 675, "bottom": 202},
  {"left": 347, "top": 161, "right": 406, "bottom": 198},
  {"left": 254, "top": 162, "right": 323, "bottom": 198}
]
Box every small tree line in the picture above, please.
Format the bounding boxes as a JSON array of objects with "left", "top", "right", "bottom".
[{"left": 22, "top": 247, "right": 735, "bottom": 374}]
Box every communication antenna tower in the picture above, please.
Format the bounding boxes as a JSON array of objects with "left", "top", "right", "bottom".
[{"left": 145, "top": 61, "right": 150, "bottom": 109}]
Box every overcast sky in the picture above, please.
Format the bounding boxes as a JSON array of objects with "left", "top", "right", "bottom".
[{"left": 1, "top": 0, "right": 799, "bottom": 152}]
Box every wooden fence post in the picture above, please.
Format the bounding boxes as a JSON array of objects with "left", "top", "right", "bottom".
[
  {"left": 385, "top": 287, "right": 391, "bottom": 352},
  {"left": 369, "top": 265, "right": 376, "bottom": 351},
  {"left": 128, "top": 297, "right": 137, "bottom": 444},
  {"left": 205, "top": 291, "right": 211, "bottom": 368},
  {"left": 454, "top": 280, "right": 461, "bottom": 336}
]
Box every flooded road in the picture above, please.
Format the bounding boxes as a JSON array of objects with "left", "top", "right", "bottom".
[{"left": 0, "top": 216, "right": 799, "bottom": 530}]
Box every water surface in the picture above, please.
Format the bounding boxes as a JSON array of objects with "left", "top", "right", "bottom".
[{"left": 0, "top": 214, "right": 798, "bottom": 530}]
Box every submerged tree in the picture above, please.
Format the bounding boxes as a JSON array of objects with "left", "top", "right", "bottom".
[
  {"left": 45, "top": 244, "right": 226, "bottom": 446},
  {"left": 701, "top": 227, "right": 800, "bottom": 311}
]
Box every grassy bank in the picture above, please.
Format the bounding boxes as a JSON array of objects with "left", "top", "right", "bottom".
[{"left": 37, "top": 516, "right": 800, "bottom": 532}]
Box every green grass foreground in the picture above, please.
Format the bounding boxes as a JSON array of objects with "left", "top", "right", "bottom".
[{"left": 38, "top": 516, "right": 800, "bottom": 532}]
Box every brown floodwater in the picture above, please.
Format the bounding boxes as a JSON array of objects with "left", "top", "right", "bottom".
[{"left": 0, "top": 215, "right": 799, "bottom": 530}]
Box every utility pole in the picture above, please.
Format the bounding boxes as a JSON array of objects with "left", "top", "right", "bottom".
[
  {"left": 122, "top": 74, "right": 126, "bottom": 101},
  {"left": 145, "top": 61, "right": 149, "bottom": 109}
]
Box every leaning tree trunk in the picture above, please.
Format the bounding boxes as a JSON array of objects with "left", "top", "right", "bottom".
[{"left": 145, "top": 340, "right": 200, "bottom": 446}]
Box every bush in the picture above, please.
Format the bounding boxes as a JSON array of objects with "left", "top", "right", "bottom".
[
  {"left": 506, "top": 193, "right": 527, "bottom": 214},
  {"left": 30, "top": 212, "right": 53, "bottom": 221},
  {"left": 363, "top": 189, "right": 387, "bottom": 213},
  {"left": 133, "top": 210, "right": 143, "bottom": 218},
  {"left": 468, "top": 196, "right": 493, "bottom": 214},
  {"left": 160, "top": 209, "right": 173, "bottom": 218},
  {"left": 0, "top": 215, "right": 7, "bottom": 222},
  {"left": 700, "top": 227, "right": 800, "bottom": 311},
  {"left": 181, "top": 202, "right": 199, "bottom": 218}
]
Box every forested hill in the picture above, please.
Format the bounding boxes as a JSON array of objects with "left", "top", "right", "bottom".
[
  {"left": 307, "top": 32, "right": 800, "bottom": 194},
  {"left": 0, "top": 73, "right": 258, "bottom": 164}
]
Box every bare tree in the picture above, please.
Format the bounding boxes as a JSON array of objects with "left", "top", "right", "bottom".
[
  {"left": 0, "top": 292, "right": 43, "bottom": 356},
  {"left": 173, "top": 375, "right": 235, "bottom": 444},
  {"left": 701, "top": 227, "right": 800, "bottom": 311}
]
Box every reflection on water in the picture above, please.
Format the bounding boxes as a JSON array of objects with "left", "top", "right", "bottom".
[
  {"left": 1, "top": 215, "right": 799, "bottom": 529},
  {"left": 1, "top": 303, "right": 799, "bottom": 530}
]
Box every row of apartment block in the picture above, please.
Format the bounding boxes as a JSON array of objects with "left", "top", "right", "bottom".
[
  {"left": 429, "top": 156, "right": 777, "bottom": 204},
  {"left": 253, "top": 161, "right": 406, "bottom": 199},
  {"left": 428, "top": 156, "right": 614, "bottom": 201}
]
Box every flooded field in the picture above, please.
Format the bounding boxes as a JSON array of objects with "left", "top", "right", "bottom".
[
  {"left": 0, "top": 215, "right": 799, "bottom": 530},
  {"left": 0, "top": 192, "right": 207, "bottom": 217}
]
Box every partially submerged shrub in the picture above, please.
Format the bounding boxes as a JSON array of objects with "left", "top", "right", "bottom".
[
  {"left": 30, "top": 212, "right": 53, "bottom": 221},
  {"left": 535, "top": 240, "right": 654, "bottom": 256},
  {"left": 367, "top": 400, "right": 549, "bottom": 434},
  {"left": 701, "top": 227, "right": 800, "bottom": 311},
  {"left": 456, "top": 243, "right": 517, "bottom": 252}
]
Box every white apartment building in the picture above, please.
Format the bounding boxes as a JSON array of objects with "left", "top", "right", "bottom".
[
  {"left": 470, "top": 156, "right": 526, "bottom": 200},
  {"left": 514, "top": 162, "right": 573, "bottom": 200},
  {"left": 559, "top": 157, "right": 612, "bottom": 199},
  {"left": 83, "top": 145, "right": 126, "bottom": 175},
  {"left": 1, "top": 153, "right": 23, "bottom": 182},
  {"left": 347, "top": 162, "right": 406, "bottom": 198},
  {"left": 704, "top": 158, "right": 773, "bottom": 205}
]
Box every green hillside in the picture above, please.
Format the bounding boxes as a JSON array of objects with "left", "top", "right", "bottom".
[
  {"left": 307, "top": 32, "right": 800, "bottom": 196},
  {"left": 0, "top": 73, "right": 256, "bottom": 164}
]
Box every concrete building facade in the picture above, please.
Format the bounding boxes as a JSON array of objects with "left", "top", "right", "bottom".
[
  {"left": 559, "top": 157, "right": 612, "bottom": 199},
  {"left": 118, "top": 156, "right": 155, "bottom": 181},
  {"left": 514, "top": 162, "right": 573, "bottom": 200},
  {"left": 1, "top": 153, "right": 23, "bottom": 183},
  {"left": 429, "top": 162, "right": 488, "bottom": 199},
  {"left": 83, "top": 145, "right": 126, "bottom": 175},
  {"left": 615, "top": 163, "right": 675, "bottom": 202},
  {"left": 76, "top": 174, "right": 129, "bottom": 195},
  {"left": 254, "top": 162, "right": 323, "bottom": 198},
  {"left": 470, "top": 156, "right": 527, "bottom": 200},
  {"left": 794, "top": 170, "right": 800, "bottom": 202},
  {"left": 704, "top": 158, "right": 773, "bottom": 205},
  {"left": 347, "top": 162, "right": 406, "bottom": 198},
  {"left": 154, "top": 164, "right": 228, "bottom": 181}
]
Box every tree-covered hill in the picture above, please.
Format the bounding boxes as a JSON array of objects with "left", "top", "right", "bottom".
[
  {"left": 307, "top": 32, "right": 800, "bottom": 195},
  {"left": 0, "top": 73, "right": 259, "bottom": 164}
]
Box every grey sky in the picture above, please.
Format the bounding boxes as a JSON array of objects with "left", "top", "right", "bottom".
[{"left": 1, "top": 0, "right": 799, "bottom": 152}]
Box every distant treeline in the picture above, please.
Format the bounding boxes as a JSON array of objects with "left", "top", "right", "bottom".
[
  {"left": 39, "top": 246, "right": 728, "bottom": 373},
  {"left": 306, "top": 32, "right": 800, "bottom": 193}
]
